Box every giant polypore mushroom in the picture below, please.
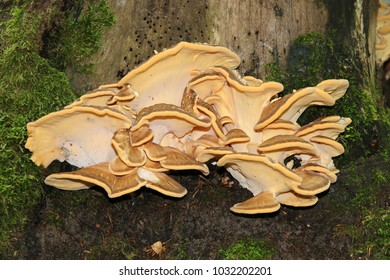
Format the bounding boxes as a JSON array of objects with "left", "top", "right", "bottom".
[{"left": 25, "top": 42, "right": 351, "bottom": 215}]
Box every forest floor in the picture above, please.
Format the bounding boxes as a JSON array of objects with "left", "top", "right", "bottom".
[{"left": 11, "top": 154, "right": 389, "bottom": 260}]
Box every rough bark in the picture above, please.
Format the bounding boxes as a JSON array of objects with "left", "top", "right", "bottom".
[{"left": 72, "top": 0, "right": 331, "bottom": 91}]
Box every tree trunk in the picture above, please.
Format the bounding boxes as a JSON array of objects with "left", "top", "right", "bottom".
[{"left": 73, "top": 0, "right": 378, "bottom": 91}]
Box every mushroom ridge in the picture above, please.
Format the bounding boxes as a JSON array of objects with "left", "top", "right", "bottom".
[{"left": 25, "top": 42, "right": 351, "bottom": 215}]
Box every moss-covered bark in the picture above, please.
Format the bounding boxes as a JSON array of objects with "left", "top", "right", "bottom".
[{"left": 0, "top": 0, "right": 114, "bottom": 258}]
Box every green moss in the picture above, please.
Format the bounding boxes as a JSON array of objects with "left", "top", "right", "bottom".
[
  {"left": 353, "top": 208, "right": 389, "bottom": 259},
  {"left": 0, "top": 1, "right": 114, "bottom": 257},
  {"left": 349, "top": 169, "right": 388, "bottom": 209},
  {"left": 219, "top": 239, "right": 274, "bottom": 260},
  {"left": 87, "top": 236, "right": 136, "bottom": 260},
  {"left": 169, "top": 238, "right": 190, "bottom": 260},
  {"left": 332, "top": 161, "right": 389, "bottom": 259},
  {"left": 43, "top": 0, "right": 115, "bottom": 74},
  {"left": 337, "top": 208, "right": 390, "bottom": 260}
]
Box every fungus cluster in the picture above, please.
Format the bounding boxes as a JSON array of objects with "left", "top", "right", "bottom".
[
  {"left": 25, "top": 42, "right": 351, "bottom": 214},
  {"left": 377, "top": 1, "right": 390, "bottom": 66}
]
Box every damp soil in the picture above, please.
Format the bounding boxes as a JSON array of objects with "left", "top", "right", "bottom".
[{"left": 16, "top": 155, "right": 389, "bottom": 260}]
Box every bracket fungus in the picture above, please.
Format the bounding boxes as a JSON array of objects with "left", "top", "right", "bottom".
[{"left": 26, "top": 42, "right": 351, "bottom": 215}]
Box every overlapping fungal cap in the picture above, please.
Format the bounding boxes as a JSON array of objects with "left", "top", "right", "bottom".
[
  {"left": 213, "top": 79, "right": 350, "bottom": 214},
  {"left": 25, "top": 42, "right": 351, "bottom": 215},
  {"left": 25, "top": 106, "right": 131, "bottom": 167},
  {"left": 45, "top": 125, "right": 209, "bottom": 198},
  {"left": 188, "top": 66, "right": 283, "bottom": 150},
  {"left": 100, "top": 42, "right": 241, "bottom": 112},
  {"left": 376, "top": 2, "right": 390, "bottom": 65}
]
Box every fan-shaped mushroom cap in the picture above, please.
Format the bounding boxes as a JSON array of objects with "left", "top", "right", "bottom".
[
  {"left": 143, "top": 142, "right": 168, "bottom": 161},
  {"left": 230, "top": 191, "right": 281, "bottom": 214},
  {"left": 195, "top": 146, "right": 234, "bottom": 163},
  {"left": 131, "top": 103, "right": 211, "bottom": 143},
  {"left": 160, "top": 147, "right": 209, "bottom": 175},
  {"left": 137, "top": 168, "right": 187, "bottom": 197},
  {"left": 304, "top": 135, "right": 346, "bottom": 172},
  {"left": 292, "top": 168, "right": 330, "bottom": 196},
  {"left": 111, "top": 128, "right": 151, "bottom": 167},
  {"left": 257, "top": 135, "right": 316, "bottom": 163},
  {"left": 315, "top": 79, "right": 349, "bottom": 101},
  {"left": 255, "top": 86, "right": 335, "bottom": 131},
  {"left": 191, "top": 67, "right": 283, "bottom": 142},
  {"left": 195, "top": 97, "right": 226, "bottom": 139},
  {"left": 261, "top": 120, "right": 300, "bottom": 142},
  {"left": 106, "top": 84, "right": 136, "bottom": 104},
  {"left": 300, "top": 163, "right": 337, "bottom": 183},
  {"left": 310, "top": 135, "right": 345, "bottom": 157},
  {"left": 176, "top": 133, "right": 226, "bottom": 161},
  {"left": 45, "top": 163, "right": 188, "bottom": 198},
  {"left": 25, "top": 107, "right": 131, "bottom": 168},
  {"left": 295, "top": 116, "right": 352, "bottom": 139},
  {"left": 224, "top": 128, "right": 250, "bottom": 145},
  {"left": 102, "top": 42, "right": 241, "bottom": 112},
  {"left": 275, "top": 191, "right": 318, "bottom": 207},
  {"left": 108, "top": 156, "right": 137, "bottom": 176},
  {"left": 143, "top": 160, "right": 170, "bottom": 173},
  {"left": 45, "top": 162, "right": 144, "bottom": 197},
  {"left": 65, "top": 89, "right": 116, "bottom": 109},
  {"left": 217, "top": 153, "right": 302, "bottom": 196},
  {"left": 65, "top": 86, "right": 136, "bottom": 119}
]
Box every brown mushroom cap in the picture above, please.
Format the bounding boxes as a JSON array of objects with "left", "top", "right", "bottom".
[
  {"left": 108, "top": 156, "right": 136, "bottom": 176},
  {"left": 111, "top": 128, "right": 148, "bottom": 167},
  {"left": 261, "top": 120, "right": 300, "bottom": 142},
  {"left": 65, "top": 87, "right": 136, "bottom": 119},
  {"left": 224, "top": 128, "right": 250, "bottom": 145},
  {"left": 195, "top": 146, "right": 234, "bottom": 163},
  {"left": 45, "top": 162, "right": 188, "bottom": 198},
  {"left": 258, "top": 135, "right": 316, "bottom": 154},
  {"left": 255, "top": 87, "right": 335, "bottom": 131},
  {"left": 179, "top": 133, "right": 225, "bottom": 160},
  {"left": 310, "top": 135, "right": 345, "bottom": 157},
  {"left": 137, "top": 167, "right": 188, "bottom": 197},
  {"left": 315, "top": 79, "right": 349, "bottom": 101},
  {"left": 276, "top": 191, "right": 318, "bottom": 207},
  {"left": 45, "top": 162, "right": 145, "bottom": 197},
  {"left": 25, "top": 106, "right": 131, "bottom": 168},
  {"left": 143, "top": 141, "right": 168, "bottom": 161},
  {"left": 295, "top": 116, "right": 352, "bottom": 139},
  {"left": 143, "top": 160, "right": 170, "bottom": 173},
  {"left": 295, "top": 117, "right": 351, "bottom": 169},
  {"left": 292, "top": 168, "right": 330, "bottom": 196},
  {"left": 230, "top": 191, "right": 281, "bottom": 214},
  {"left": 106, "top": 84, "right": 136, "bottom": 104},
  {"left": 105, "top": 42, "right": 241, "bottom": 112},
  {"left": 300, "top": 163, "right": 337, "bottom": 183},
  {"left": 189, "top": 67, "right": 282, "bottom": 125},
  {"left": 129, "top": 125, "right": 154, "bottom": 146},
  {"left": 217, "top": 153, "right": 302, "bottom": 196},
  {"left": 131, "top": 103, "right": 211, "bottom": 143},
  {"left": 196, "top": 99, "right": 226, "bottom": 139},
  {"left": 257, "top": 135, "right": 316, "bottom": 163},
  {"left": 160, "top": 147, "right": 209, "bottom": 175}
]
